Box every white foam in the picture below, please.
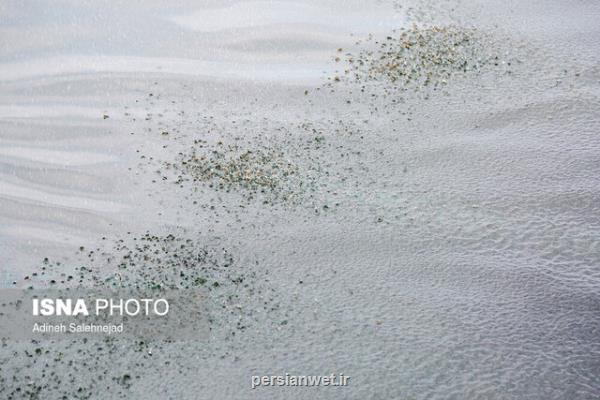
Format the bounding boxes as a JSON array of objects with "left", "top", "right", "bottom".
[
  {"left": 169, "top": 1, "right": 401, "bottom": 33},
  {"left": 0, "top": 55, "right": 325, "bottom": 83},
  {"left": 0, "top": 147, "right": 116, "bottom": 166},
  {"left": 0, "top": 181, "right": 124, "bottom": 213}
]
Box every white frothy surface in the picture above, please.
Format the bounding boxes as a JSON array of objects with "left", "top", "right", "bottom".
[{"left": 0, "top": 1, "right": 599, "bottom": 399}]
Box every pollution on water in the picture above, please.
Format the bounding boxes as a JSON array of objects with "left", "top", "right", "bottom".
[{"left": 0, "top": 0, "right": 599, "bottom": 399}]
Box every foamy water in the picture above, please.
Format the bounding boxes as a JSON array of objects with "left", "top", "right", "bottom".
[{"left": 1, "top": 1, "right": 599, "bottom": 399}]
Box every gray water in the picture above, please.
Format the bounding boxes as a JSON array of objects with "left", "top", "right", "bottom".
[{"left": 1, "top": 1, "right": 599, "bottom": 399}]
